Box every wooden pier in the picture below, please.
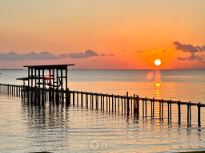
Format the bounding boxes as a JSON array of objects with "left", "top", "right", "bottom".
[
  {"left": 0, "top": 83, "right": 205, "bottom": 126},
  {"left": 0, "top": 64, "right": 204, "bottom": 127}
]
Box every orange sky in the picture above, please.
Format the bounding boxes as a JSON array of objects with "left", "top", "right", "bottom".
[{"left": 0, "top": 0, "right": 205, "bottom": 69}]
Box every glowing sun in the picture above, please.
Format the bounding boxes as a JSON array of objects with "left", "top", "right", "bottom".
[{"left": 154, "top": 59, "right": 161, "bottom": 66}]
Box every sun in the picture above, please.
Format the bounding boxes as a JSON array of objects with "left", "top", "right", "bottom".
[{"left": 154, "top": 59, "right": 161, "bottom": 66}]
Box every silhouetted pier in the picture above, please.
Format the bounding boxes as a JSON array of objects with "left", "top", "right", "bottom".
[{"left": 0, "top": 64, "right": 204, "bottom": 127}]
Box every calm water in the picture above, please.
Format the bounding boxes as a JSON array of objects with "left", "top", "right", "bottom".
[{"left": 0, "top": 69, "right": 205, "bottom": 152}]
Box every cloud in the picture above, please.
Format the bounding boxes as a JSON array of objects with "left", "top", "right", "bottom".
[
  {"left": 67, "top": 49, "right": 99, "bottom": 59},
  {"left": 100, "top": 53, "right": 115, "bottom": 56},
  {"left": 177, "top": 53, "right": 204, "bottom": 61},
  {"left": 174, "top": 41, "right": 205, "bottom": 61},
  {"left": 0, "top": 50, "right": 100, "bottom": 61},
  {"left": 0, "top": 51, "right": 60, "bottom": 61},
  {"left": 173, "top": 41, "right": 205, "bottom": 53},
  {"left": 132, "top": 50, "right": 143, "bottom": 54}
]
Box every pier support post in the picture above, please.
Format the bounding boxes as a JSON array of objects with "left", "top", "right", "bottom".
[
  {"left": 102, "top": 94, "right": 104, "bottom": 111},
  {"left": 198, "top": 102, "right": 201, "bottom": 127},
  {"left": 112, "top": 94, "right": 114, "bottom": 112},
  {"left": 66, "top": 88, "right": 70, "bottom": 106},
  {"left": 126, "top": 92, "right": 129, "bottom": 116},
  {"left": 118, "top": 95, "right": 120, "bottom": 113},
  {"left": 137, "top": 95, "right": 139, "bottom": 118},
  {"left": 161, "top": 99, "right": 164, "bottom": 119},
  {"left": 73, "top": 91, "right": 75, "bottom": 106},
  {"left": 153, "top": 98, "right": 155, "bottom": 118},
  {"left": 150, "top": 99, "right": 152, "bottom": 117},
  {"left": 12, "top": 85, "right": 13, "bottom": 96},
  {"left": 168, "top": 100, "right": 172, "bottom": 122},
  {"left": 96, "top": 94, "right": 98, "bottom": 110},
  {"left": 81, "top": 92, "right": 83, "bottom": 107},
  {"left": 77, "top": 91, "right": 79, "bottom": 106},
  {"left": 109, "top": 95, "right": 110, "bottom": 112},
  {"left": 134, "top": 94, "right": 137, "bottom": 116},
  {"left": 91, "top": 93, "right": 93, "bottom": 109},
  {"left": 115, "top": 96, "right": 116, "bottom": 113},
  {"left": 86, "top": 93, "right": 88, "bottom": 108},
  {"left": 168, "top": 101, "right": 170, "bottom": 120},
  {"left": 101, "top": 93, "right": 102, "bottom": 110},
  {"left": 178, "top": 100, "right": 181, "bottom": 124},
  {"left": 19, "top": 86, "right": 20, "bottom": 97},
  {"left": 142, "top": 98, "right": 144, "bottom": 117},
  {"left": 145, "top": 97, "right": 147, "bottom": 118}
]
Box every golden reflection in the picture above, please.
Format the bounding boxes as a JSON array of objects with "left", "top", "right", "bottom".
[
  {"left": 152, "top": 70, "right": 162, "bottom": 126},
  {"left": 154, "top": 70, "right": 161, "bottom": 98},
  {"left": 155, "top": 82, "right": 161, "bottom": 97}
]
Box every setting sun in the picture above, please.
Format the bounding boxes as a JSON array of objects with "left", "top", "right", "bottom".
[{"left": 154, "top": 59, "right": 161, "bottom": 66}]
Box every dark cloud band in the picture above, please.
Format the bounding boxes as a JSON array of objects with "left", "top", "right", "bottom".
[
  {"left": 173, "top": 41, "right": 205, "bottom": 61},
  {"left": 0, "top": 50, "right": 114, "bottom": 61}
]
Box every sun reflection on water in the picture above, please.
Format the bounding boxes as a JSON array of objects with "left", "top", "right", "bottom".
[{"left": 154, "top": 70, "right": 161, "bottom": 98}]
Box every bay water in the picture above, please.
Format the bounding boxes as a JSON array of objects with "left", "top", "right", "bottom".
[{"left": 0, "top": 69, "right": 205, "bottom": 152}]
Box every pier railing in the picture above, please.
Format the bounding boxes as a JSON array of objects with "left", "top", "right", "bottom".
[{"left": 0, "top": 83, "right": 204, "bottom": 126}]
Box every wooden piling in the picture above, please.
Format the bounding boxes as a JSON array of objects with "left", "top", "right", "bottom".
[
  {"left": 151, "top": 99, "right": 153, "bottom": 118},
  {"left": 102, "top": 94, "right": 104, "bottom": 111},
  {"left": 109, "top": 95, "right": 110, "bottom": 112},
  {"left": 142, "top": 98, "right": 144, "bottom": 117},
  {"left": 126, "top": 92, "right": 129, "bottom": 116},
  {"left": 198, "top": 102, "right": 201, "bottom": 127},
  {"left": 187, "top": 102, "right": 190, "bottom": 123},
  {"left": 77, "top": 91, "right": 79, "bottom": 106},
  {"left": 130, "top": 96, "right": 132, "bottom": 115},
  {"left": 161, "top": 99, "right": 163, "bottom": 119},
  {"left": 115, "top": 96, "right": 116, "bottom": 113},
  {"left": 81, "top": 92, "right": 83, "bottom": 107},
  {"left": 112, "top": 94, "right": 114, "bottom": 112},
  {"left": 134, "top": 94, "right": 137, "bottom": 116},
  {"left": 170, "top": 100, "right": 172, "bottom": 119},
  {"left": 178, "top": 100, "right": 181, "bottom": 124},
  {"left": 101, "top": 93, "right": 102, "bottom": 110},
  {"left": 66, "top": 88, "right": 70, "bottom": 106},
  {"left": 118, "top": 95, "right": 120, "bottom": 113},
  {"left": 145, "top": 97, "right": 147, "bottom": 117},
  {"left": 91, "top": 93, "right": 93, "bottom": 109},
  {"left": 189, "top": 101, "right": 191, "bottom": 123},
  {"left": 187, "top": 101, "right": 191, "bottom": 123},
  {"left": 96, "top": 94, "right": 98, "bottom": 110},
  {"left": 137, "top": 95, "right": 139, "bottom": 118},
  {"left": 121, "top": 96, "right": 123, "bottom": 114},
  {"left": 106, "top": 94, "right": 108, "bottom": 111},
  {"left": 86, "top": 93, "right": 88, "bottom": 108},
  {"left": 8, "top": 84, "right": 9, "bottom": 95},
  {"left": 153, "top": 98, "right": 155, "bottom": 117},
  {"left": 168, "top": 101, "right": 170, "bottom": 120},
  {"left": 73, "top": 91, "right": 75, "bottom": 106}
]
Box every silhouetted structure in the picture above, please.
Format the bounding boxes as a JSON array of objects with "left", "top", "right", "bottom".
[{"left": 16, "top": 64, "right": 74, "bottom": 105}]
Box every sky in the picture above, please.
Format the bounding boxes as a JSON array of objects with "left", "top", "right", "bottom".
[{"left": 0, "top": 0, "right": 205, "bottom": 69}]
